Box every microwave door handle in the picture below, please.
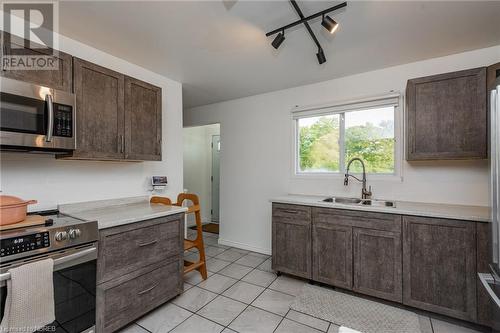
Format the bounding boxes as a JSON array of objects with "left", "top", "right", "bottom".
[{"left": 46, "top": 94, "right": 54, "bottom": 142}]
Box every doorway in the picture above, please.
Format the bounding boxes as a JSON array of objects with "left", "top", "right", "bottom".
[
  {"left": 211, "top": 135, "right": 220, "bottom": 223},
  {"left": 183, "top": 123, "right": 221, "bottom": 236}
]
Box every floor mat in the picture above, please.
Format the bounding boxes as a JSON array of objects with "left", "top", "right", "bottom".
[
  {"left": 190, "top": 223, "right": 219, "bottom": 234},
  {"left": 291, "top": 285, "right": 421, "bottom": 333}
]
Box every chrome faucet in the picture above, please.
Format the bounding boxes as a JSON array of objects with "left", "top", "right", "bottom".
[{"left": 344, "top": 157, "right": 372, "bottom": 199}]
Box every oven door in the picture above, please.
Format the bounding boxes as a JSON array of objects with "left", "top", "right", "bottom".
[
  {"left": 0, "top": 245, "right": 97, "bottom": 333},
  {"left": 0, "top": 77, "right": 75, "bottom": 151}
]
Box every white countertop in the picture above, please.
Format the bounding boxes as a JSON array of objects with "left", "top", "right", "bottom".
[
  {"left": 59, "top": 196, "right": 187, "bottom": 229},
  {"left": 270, "top": 195, "right": 490, "bottom": 222}
]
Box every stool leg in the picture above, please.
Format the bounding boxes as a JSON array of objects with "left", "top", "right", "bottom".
[{"left": 197, "top": 243, "right": 208, "bottom": 280}]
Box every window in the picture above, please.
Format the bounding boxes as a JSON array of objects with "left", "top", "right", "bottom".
[{"left": 294, "top": 95, "right": 399, "bottom": 175}]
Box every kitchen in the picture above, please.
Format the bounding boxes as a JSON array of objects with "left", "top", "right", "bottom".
[{"left": 1, "top": 1, "right": 500, "bottom": 333}]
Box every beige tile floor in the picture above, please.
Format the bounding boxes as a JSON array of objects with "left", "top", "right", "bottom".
[{"left": 118, "top": 231, "right": 488, "bottom": 333}]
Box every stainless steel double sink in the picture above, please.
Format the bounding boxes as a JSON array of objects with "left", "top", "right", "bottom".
[{"left": 322, "top": 197, "right": 396, "bottom": 207}]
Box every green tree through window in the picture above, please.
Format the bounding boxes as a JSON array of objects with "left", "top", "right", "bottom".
[{"left": 297, "top": 107, "right": 395, "bottom": 174}]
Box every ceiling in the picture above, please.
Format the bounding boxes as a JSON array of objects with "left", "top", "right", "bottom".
[{"left": 59, "top": 1, "right": 500, "bottom": 108}]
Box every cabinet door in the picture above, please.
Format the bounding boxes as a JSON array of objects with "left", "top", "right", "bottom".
[
  {"left": 272, "top": 204, "right": 311, "bottom": 278},
  {"left": 406, "top": 67, "right": 487, "bottom": 160},
  {"left": 124, "top": 77, "right": 162, "bottom": 161},
  {"left": 487, "top": 62, "right": 500, "bottom": 91},
  {"left": 97, "top": 259, "right": 182, "bottom": 333},
  {"left": 312, "top": 222, "right": 352, "bottom": 289},
  {"left": 1, "top": 32, "right": 72, "bottom": 91},
  {"left": 70, "top": 58, "right": 125, "bottom": 160},
  {"left": 403, "top": 216, "right": 477, "bottom": 321},
  {"left": 476, "top": 222, "right": 492, "bottom": 326},
  {"left": 353, "top": 228, "right": 402, "bottom": 302}
]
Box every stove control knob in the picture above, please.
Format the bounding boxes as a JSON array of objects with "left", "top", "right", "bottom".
[
  {"left": 68, "top": 228, "right": 81, "bottom": 239},
  {"left": 55, "top": 231, "right": 68, "bottom": 242}
]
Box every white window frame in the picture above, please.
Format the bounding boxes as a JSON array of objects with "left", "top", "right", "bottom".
[{"left": 291, "top": 93, "right": 404, "bottom": 181}]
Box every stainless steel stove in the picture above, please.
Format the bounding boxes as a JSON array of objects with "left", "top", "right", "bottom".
[{"left": 0, "top": 210, "right": 98, "bottom": 333}]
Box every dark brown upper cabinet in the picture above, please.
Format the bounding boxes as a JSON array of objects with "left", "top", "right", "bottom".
[
  {"left": 487, "top": 62, "right": 500, "bottom": 92},
  {"left": 1, "top": 31, "right": 72, "bottom": 92},
  {"left": 65, "top": 58, "right": 125, "bottom": 160},
  {"left": 124, "top": 77, "right": 162, "bottom": 161},
  {"left": 402, "top": 216, "right": 477, "bottom": 322},
  {"left": 406, "top": 67, "right": 487, "bottom": 160},
  {"left": 61, "top": 59, "right": 162, "bottom": 161}
]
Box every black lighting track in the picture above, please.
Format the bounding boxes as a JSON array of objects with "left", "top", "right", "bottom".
[{"left": 266, "top": 1, "right": 347, "bottom": 64}]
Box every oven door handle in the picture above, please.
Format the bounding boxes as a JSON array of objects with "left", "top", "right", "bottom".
[{"left": 0, "top": 247, "right": 97, "bottom": 282}]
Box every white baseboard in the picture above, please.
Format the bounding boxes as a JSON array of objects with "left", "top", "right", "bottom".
[{"left": 218, "top": 238, "right": 271, "bottom": 256}]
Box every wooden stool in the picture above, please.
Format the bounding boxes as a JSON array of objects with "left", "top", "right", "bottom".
[{"left": 150, "top": 194, "right": 208, "bottom": 280}]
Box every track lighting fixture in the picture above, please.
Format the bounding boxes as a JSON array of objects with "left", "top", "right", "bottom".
[
  {"left": 321, "top": 15, "right": 339, "bottom": 34},
  {"left": 316, "top": 48, "right": 326, "bottom": 65},
  {"left": 271, "top": 30, "right": 285, "bottom": 49},
  {"left": 265, "top": 1, "right": 347, "bottom": 65}
]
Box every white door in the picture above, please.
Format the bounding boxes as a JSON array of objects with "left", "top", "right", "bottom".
[{"left": 211, "top": 135, "right": 220, "bottom": 223}]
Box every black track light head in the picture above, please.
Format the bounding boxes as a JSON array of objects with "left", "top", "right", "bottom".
[
  {"left": 321, "top": 15, "right": 339, "bottom": 34},
  {"left": 271, "top": 31, "right": 285, "bottom": 49},
  {"left": 316, "top": 48, "right": 326, "bottom": 64}
]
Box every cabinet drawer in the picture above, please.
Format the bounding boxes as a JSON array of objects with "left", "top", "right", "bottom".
[
  {"left": 98, "top": 216, "right": 182, "bottom": 283},
  {"left": 313, "top": 207, "right": 401, "bottom": 232},
  {"left": 98, "top": 259, "right": 182, "bottom": 333},
  {"left": 272, "top": 203, "right": 311, "bottom": 223}
]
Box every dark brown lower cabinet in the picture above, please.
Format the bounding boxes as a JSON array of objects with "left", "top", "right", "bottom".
[
  {"left": 353, "top": 228, "right": 402, "bottom": 302},
  {"left": 272, "top": 203, "right": 487, "bottom": 326},
  {"left": 402, "top": 216, "right": 477, "bottom": 321},
  {"left": 97, "top": 259, "right": 182, "bottom": 333},
  {"left": 312, "top": 222, "right": 352, "bottom": 289},
  {"left": 272, "top": 204, "right": 312, "bottom": 279},
  {"left": 96, "top": 214, "right": 184, "bottom": 333}
]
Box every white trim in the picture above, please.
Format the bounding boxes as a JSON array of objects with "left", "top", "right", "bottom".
[
  {"left": 218, "top": 237, "right": 271, "bottom": 255},
  {"left": 292, "top": 92, "right": 400, "bottom": 119}
]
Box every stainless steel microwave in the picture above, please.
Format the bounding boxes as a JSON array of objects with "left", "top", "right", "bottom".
[{"left": 0, "top": 77, "right": 76, "bottom": 151}]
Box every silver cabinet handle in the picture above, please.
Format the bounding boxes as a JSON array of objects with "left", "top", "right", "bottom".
[
  {"left": 138, "top": 240, "right": 158, "bottom": 247},
  {"left": 281, "top": 209, "right": 298, "bottom": 214},
  {"left": 121, "top": 135, "right": 125, "bottom": 153},
  {"left": 138, "top": 283, "right": 158, "bottom": 295},
  {"left": 46, "top": 94, "right": 54, "bottom": 142}
]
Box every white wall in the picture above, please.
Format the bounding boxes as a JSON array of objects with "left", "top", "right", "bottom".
[
  {"left": 0, "top": 34, "right": 184, "bottom": 211},
  {"left": 183, "top": 124, "right": 220, "bottom": 224},
  {"left": 184, "top": 45, "right": 500, "bottom": 254}
]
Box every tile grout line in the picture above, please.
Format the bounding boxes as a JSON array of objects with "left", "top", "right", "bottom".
[
  {"left": 196, "top": 243, "right": 314, "bottom": 332},
  {"left": 199, "top": 249, "right": 280, "bottom": 332},
  {"left": 137, "top": 242, "right": 285, "bottom": 333},
  {"left": 287, "top": 308, "right": 334, "bottom": 332},
  {"left": 172, "top": 243, "right": 275, "bottom": 332},
  {"left": 134, "top": 322, "right": 152, "bottom": 333},
  {"left": 272, "top": 308, "right": 291, "bottom": 333}
]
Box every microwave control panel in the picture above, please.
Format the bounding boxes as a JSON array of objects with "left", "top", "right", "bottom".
[
  {"left": 54, "top": 104, "right": 73, "bottom": 137},
  {"left": 0, "top": 232, "right": 50, "bottom": 258}
]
